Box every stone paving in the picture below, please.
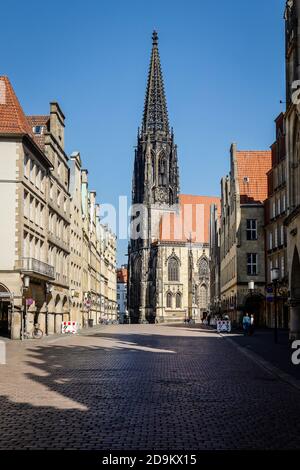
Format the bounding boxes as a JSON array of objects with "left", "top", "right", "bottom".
[{"left": 0, "top": 324, "right": 300, "bottom": 450}]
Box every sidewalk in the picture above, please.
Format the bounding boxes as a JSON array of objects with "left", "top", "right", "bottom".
[
  {"left": 176, "top": 322, "right": 300, "bottom": 383},
  {"left": 224, "top": 328, "right": 300, "bottom": 382}
]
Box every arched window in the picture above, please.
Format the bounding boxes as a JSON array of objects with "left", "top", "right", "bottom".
[
  {"left": 199, "top": 285, "right": 208, "bottom": 309},
  {"left": 168, "top": 257, "right": 179, "bottom": 281},
  {"left": 199, "top": 258, "right": 209, "bottom": 277},
  {"left": 176, "top": 292, "right": 182, "bottom": 309},
  {"left": 166, "top": 292, "right": 172, "bottom": 308}
]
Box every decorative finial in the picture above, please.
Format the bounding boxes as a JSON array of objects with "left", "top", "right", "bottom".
[{"left": 152, "top": 30, "right": 158, "bottom": 46}]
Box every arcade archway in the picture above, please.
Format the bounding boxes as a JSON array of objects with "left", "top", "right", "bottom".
[{"left": 0, "top": 283, "right": 11, "bottom": 337}]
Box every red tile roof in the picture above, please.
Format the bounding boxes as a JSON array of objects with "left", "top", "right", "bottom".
[
  {"left": 236, "top": 151, "right": 272, "bottom": 204},
  {"left": 117, "top": 268, "right": 128, "bottom": 283},
  {"left": 159, "top": 194, "right": 220, "bottom": 243},
  {"left": 0, "top": 76, "right": 33, "bottom": 137}
]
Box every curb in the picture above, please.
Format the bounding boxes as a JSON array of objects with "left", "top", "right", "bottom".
[{"left": 220, "top": 333, "right": 300, "bottom": 392}]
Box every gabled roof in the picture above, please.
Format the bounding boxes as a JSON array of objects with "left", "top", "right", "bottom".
[
  {"left": 0, "top": 76, "right": 52, "bottom": 167},
  {"left": 0, "top": 76, "right": 34, "bottom": 136},
  {"left": 159, "top": 194, "right": 220, "bottom": 244},
  {"left": 236, "top": 151, "right": 272, "bottom": 204},
  {"left": 26, "top": 115, "right": 50, "bottom": 149}
]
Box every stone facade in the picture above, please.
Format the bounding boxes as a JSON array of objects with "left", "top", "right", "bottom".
[
  {"left": 284, "top": 0, "right": 300, "bottom": 340},
  {"left": 128, "top": 32, "right": 218, "bottom": 324},
  {"left": 209, "top": 203, "right": 221, "bottom": 316},
  {"left": 0, "top": 77, "right": 55, "bottom": 338},
  {"left": 218, "top": 144, "right": 272, "bottom": 326},
  {"left": 265, "top": 113, "right": 289, "bottom": 329},
  {"left": 117, "top": 265, "right": 128, "bottom": 323},
  {"left": 69, "top": 152, "right": 84, "bottom": 325},
  {"left": 29, "top": 104, "right": 71, "bottom": 334},
  {"left": 0, "top": 76, "right": 116, "bottom": 339}
]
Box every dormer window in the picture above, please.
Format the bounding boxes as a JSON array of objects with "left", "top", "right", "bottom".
[{"left": 33, "top": 125, "right": 43, "bottom": 135}]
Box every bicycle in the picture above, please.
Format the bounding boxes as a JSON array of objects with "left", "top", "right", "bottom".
[{"left": 23, "top": 323, "right": 44, "bottom": 339}]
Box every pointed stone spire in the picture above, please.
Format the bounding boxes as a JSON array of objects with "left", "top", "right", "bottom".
[{"left": 142, "top": 31, "right": 169, "bottom": 134}]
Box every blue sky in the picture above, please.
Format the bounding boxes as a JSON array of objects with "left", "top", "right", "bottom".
[{"left": 1, "top": 0, "right": 286, "bottom": 264}]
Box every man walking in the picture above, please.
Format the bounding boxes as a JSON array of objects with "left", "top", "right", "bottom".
[{"left": 242, "top": 312, "right": 251, "bottom": 336}]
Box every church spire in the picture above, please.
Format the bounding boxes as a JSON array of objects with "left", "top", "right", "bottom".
[{"left": 142, "top": 31, "right": 169, "bottom": 134}]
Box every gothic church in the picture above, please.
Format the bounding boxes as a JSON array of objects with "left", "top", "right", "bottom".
[{"left": 128, "top": 31, "right": 219, "bottom": 323}]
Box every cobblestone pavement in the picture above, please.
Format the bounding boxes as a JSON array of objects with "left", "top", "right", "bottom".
[
  {"left": 224, "top": 328, "right": 300, "bottom": 381},
  {"left": 1, "top": 324, "right": 300, "bottom": 450}
]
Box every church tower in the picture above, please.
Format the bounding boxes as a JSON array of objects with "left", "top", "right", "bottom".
[{"left": 128, "top": 31, "right": 180, "bottom": 323}]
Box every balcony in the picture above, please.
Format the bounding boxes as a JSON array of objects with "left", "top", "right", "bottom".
[{"left": 21, "top": 258, "right": 55, "bottom": 280}]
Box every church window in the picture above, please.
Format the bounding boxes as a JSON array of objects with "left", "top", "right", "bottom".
[
  {"left": 166, "top": 292, "right": 172, "bottom": 308},
  {"left": 168, "top": 257, "right": 179, "bottom": 281},
  {"left": 199, "top": 258, "right": 208, "bottom": 277},
  {"left": 176, "top": 292, "right": 182, "bottom": 309},
  {"left": 199, "top": 285, "right": 208, "bottom": 309}
]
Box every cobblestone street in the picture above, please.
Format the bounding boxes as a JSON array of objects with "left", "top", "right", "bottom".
[{"left": 1, "top": 324, "right": 300, "bottom": 450}]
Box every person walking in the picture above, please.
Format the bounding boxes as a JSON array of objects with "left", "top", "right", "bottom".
[{"left": 242, "top": 312, "right": 251, "bottom": 336}]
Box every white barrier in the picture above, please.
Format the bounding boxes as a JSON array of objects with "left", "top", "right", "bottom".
[
  {"left": 216, "top": 320, "right": 231, "bottom": 333},
  {"left": 0, "top": 340, "right": 6, "bottom": 364},
  {"left": 61, "top": 321, "right": 79, "bottom": 335}
]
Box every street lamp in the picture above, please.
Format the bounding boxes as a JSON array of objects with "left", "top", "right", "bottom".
[
  {"left": 45, "top": 282, "right": 53, "bottom": 336},
  {"left": 248, "top": 281, "right": 255, "bottom": 292},
  {"left": 23, "top": 275, "right": 30, "bottom": 289},
  {"left": 21, "top": 275, "right": 30, "bottom": 340},
  {"left": 271, "top": 267, "right": 280, "bottom": 344}
]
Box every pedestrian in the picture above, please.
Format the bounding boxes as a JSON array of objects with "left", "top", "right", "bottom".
[
  {"left": 242, "top": 312, "right": 251, "bottom": 336},
  {"left": 207, "top": 313, "right": 211, "bottom": 326},
  {"left": 249, "top": 314, "right": 255, "bottom": 336}
]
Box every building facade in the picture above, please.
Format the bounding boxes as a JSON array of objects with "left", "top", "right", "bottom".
[
  {"left": 0, "top": 76, "right": 117, "bottom": 339},
  {"left": 0, "top": 76, "right": 54, "bottom": 339},
  {"left": 219, "top": 144, "right": 271, "bottom": 325},
  {"left": 29, "top": 104, "right": 71, "bottom": 334},
  {"left": 209, "top": 203, "right": 221, "bottom": 316},
  {"left": 284, "top": 0, "right": 300, "bottom": 340},
  {"left": 156, "top": 195, "right": 219, "bottom": 323},
  {"left": 265, "top": 113, "right": 289, "bottom": 329},
  {"left": 69, "top": 151, "right": 84, "bottom": 325},
  {"left": 117, "top": 265, "right": 128, "bottom": 323}
]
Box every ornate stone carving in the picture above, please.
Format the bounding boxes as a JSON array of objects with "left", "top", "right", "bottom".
[{"left": 155, "top": 187, "right": 169, "bottom": 203}]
